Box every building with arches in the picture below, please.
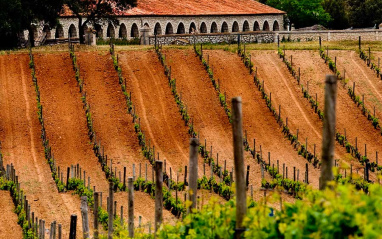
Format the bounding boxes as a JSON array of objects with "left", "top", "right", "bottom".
[{"left": 24, "top": 0, "right": 284, "bottom": 45}]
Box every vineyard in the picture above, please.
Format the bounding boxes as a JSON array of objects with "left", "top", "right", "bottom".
[{"left": 0, "top": 40, "right": 382, "bottom": 238}]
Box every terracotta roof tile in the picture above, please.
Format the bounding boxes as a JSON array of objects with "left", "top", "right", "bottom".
[{"left": 61, "top": 0, "right": 284, "bottom": 17}]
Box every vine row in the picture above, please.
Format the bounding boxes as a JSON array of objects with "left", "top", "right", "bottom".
[{"left": 319, "top": 47, "right": 382, "bottom": 172}]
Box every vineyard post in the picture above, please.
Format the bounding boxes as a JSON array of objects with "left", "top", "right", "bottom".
[
  {"left": 376, "top": 151, "right": 378, "bottom": 165},
  {"left": 306, "top": 163, "right": 309, "bottom": 184},
  {"left": 344, "top": 69, "right": 346, "bottom": 80},
  {"left": 319, "top": 75, "right": 337, "bottom": 190},
  {"left": 246, "top": 165, "right": 250, "bottom": 190},
  {"left": 283, "top": 163, "right": 285, "bottom": 179},
  {"left": 298, "top": 68, "right": 300, "bottom": 84},
  {"left": 231, "top": 97, "right": 246, "bottom": 238},
  {"left": 277, "top": 160, "right": 279, "bottom": 174},
  {"left": 66, "top": 167, "right": 70, "bottom": 189},
  {"left": 286, "top": 167, "right": 288, "bottom": 179},
  {"left": 128, "top": 177, "right": 134, "bottom": 238},
  {"left": 69, "top": 215, "right": 77, "bottom": 239},
  {"left": 359, "top": 36, "right": 361, "bottom": 50},
  {"left": 277, "top": 35, "right": 280, "bottom": 49},
  {"left": 253, "top": 139, "right": 256, "bottom": 159},
  {"left": 120, "top": 206, "right": 123, "bottom": 226},
  {"left": 94, "top": 192, "right": 99, "bottom": 239},
  {"left": 108, "top": 182, "right": 114, "bottom": 239},
  {"left": 368, "top": 47, "right": 371, "bottom": 66},
  {"left": 319, "top": 36, "right": 321, "bottom": 48},
  {"left": 183, "top": 166, "right": 187, "bottom": 185},
  {"left": 155, "top": 161, "right": 163, "bottom": 232},
  {"left": 378, "top": 58, "right": 380, "bottom": 69},
  {"left": 297, "top": 169, "right": 299, "bottom": 181},
  {"left": 123, "top": 167, "right": 126, "bottom": 190},
  {"left": 293, "top": 167, "right": 296, "bottom": 181},
  {"left": 188, "top": 138, "right": 199, "bottom": 213},
  {"left": 58, "top": 224, "right": 62, "bottom": 239},
  {"left": 224, "top": 160, "right": 227, "bottom": 172},
  {"left": 80, "top": 196, "right": 90, "bottom": 239}
]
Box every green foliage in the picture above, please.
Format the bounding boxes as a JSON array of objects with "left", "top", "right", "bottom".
[
  {"left": 67, "top": 178, "right": 94, "bottom": 206},
  {"left": 322, "top": 0, "right": 349, "bottom": 29},
  {"left": 265, "top": 0, "right": 331, "bottom": 28}
]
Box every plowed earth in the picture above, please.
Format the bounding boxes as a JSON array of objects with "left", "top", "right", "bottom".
[
  {"left": 163, "top": 49, "right": 273, "bottom": 188},
  {"left": 251, "top": 51, "right": 354, "bottom": 165},
  {"left": 77, "top": 52, "right": 147, "bottom": 177},
  {"left": 290, "top": 50, "right": 382, "bottom": 172},
  {"left": 118, "top": 50, "right": 209, "bottom": 179},
  {"left": 0, "top": 54, "right": 82, "bottom": 238},
  {"left": 0, "top": 191, "right": 23, "bottom": 238},
  {"left": 201, "top": 50, "right": 319, "bottom": 188},
  {"left": 329, "top": 50, "right": 382, "bottom": 122}
]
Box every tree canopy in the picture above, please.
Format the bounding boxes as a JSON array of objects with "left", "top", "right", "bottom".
[
  {"left": 63, "top": 0, "right": 137, "bottom": 43},
  {"left": 261, "top": 0, "right": 382, "bottom": 29}
]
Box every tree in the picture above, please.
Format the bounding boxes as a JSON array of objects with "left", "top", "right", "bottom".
[
  {"left": 0, "top": 0, "right": 62, "bottom": 48},
  {"left": 262, "top": 0, "right": 331, "bottom": 28},
  {"left": 64, "top": 0, "right": 137, "bottom": 44},
  {"left": 322, "top": 0, "right": 349, "bottom": 29}
]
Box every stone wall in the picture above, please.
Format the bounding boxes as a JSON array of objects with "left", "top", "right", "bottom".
[
  {"left": 149, "top": 32, "right": 275, "bottom": 45},
  {"left": 23, "top": 14, "right": 284, "bottom": 43},
  {"left": 148, "top": 29, "right": 382, "bottom": 45}
]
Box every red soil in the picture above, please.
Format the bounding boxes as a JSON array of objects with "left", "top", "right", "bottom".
[
  {"left": 251, "top": 50, "right": 352, "bottom": 163},
  {"left": 0, "top": 191, "right": 23, "bottom": 238},
  {"left": 163, "top": 49, "right": 274, "bottom": 188},
  {"left": 195, "top": 50, "right": 319, "bottom": 188},
  {"left": 118, "top": 50, "right": 205, "bottom": 178},
  {"left": 0, "top": 54, "right": 82, "bottom": 238},
  {"left": 290, "top": 50, "right": 382, "bottom": 168},
  {"left": 77, "top": 51, "right": 147, "bottom": 177},
  {"left": 329, "top": 50, "right": 382, "bottom": 121}
]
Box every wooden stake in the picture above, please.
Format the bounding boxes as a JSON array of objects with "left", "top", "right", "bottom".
[
  {"left": 128, "top": 177, "right": 134, "bottom": 238},
  {"left": 155, "top": 161, "right": 163, "bottom": 232},
  {"left": 69, "top": 215, "right": 77, "bottom": 239},
  {"left": 81, "top": 196, "right": 90, "bottom": 239},
  {"left": 108, "top": 182, "right": 114, "bottom": 239},
  {"left": 94, "top": 193, "right": 99, "bottom": 239},
  {"left": 319, "top": 75, "right": 337, "bottom": 190},
  {"left": 188, "top": 138, "right": 199, "bottom": 213},
  {"left": 232, "top": 97, "right": 246, "bottom": 238}
]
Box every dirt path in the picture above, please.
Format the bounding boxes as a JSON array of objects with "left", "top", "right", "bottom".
[
  {"left": 0, "top": 54, "right": 82, "bottom": 238},
  {"left": 251, "top": 50, "right": 352, "bottom": 163},
  {"left": 77, "top": 52, "right": 147, "bottom": 177},
  {"left": 328, "top": 50, "right": 382, "bottom": 121},
  {"left": 202, "top": 50, "right": 320, "bottom": 188},
  {"left": 290, "top": 50, "right": 382, "bottom": 170},
  {"left": 0, "top": 191, "right": 23, "bottom": 238}
]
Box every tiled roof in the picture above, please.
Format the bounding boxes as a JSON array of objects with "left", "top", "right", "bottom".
[{"left": 60, "top": 0, "right": 284, "bottom": 17}]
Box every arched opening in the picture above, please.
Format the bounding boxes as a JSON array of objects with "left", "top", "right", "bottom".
[
  {"left": 254, "top": 21, "right": 260, "bottom": 31},
  {"left": 43, "top": 25, "right": 51, "bottom": 39},
  {"left": 221, "top": 22, "right": 228, "bottom": 33},
  {"left": 130, "top": 23, "right": 139, "bottom": 38},
  {"left": 210, "top": 22, "right": 218, "bottom": 33},
  {"left": 165, "top": 23, "right": 173, "bottom": 34},
  {"left": 95, "top": 24, "right": 103, "bottom": 38},
  {"left": 273, "top": 21, "right": 280, "bottom": 31},
  {"left": 144, "top": 23, "right": 149, "bottom": 27},
  {"left": 177, "top": 22, "right": 185, "bottom": 34},
  {"left": 107, "top": 24, "right": 115, "bottom": 38},
  {"left": 55, "top": 25, "right": 64, "bottom": 38},
  {"left": 154, "top": 23, "right": 162, "bottom": 35},
  {"left": 68, "top": 24, "right": 77, "bottom": 38},
  {"left": 189, "top": 22, "right": 196, "bottom": 34},
  {"left": 119, "top": 24, "right": 127, "bottom": 38},
  {"left": 263, "top": 21, "right": 270, "bottom": 31},
  {"left": 232, "top": 21, "right": 239, "bottom": 32},
  {"left": 243, "top": 21, "right": 250, "bottom": 32},
  {"left": 200, "top": 22, "right": 207, "bottom": 33}
]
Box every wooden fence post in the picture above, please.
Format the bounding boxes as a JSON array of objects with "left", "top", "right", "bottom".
[
  {"left": 69, "top": 215, "right": 77, "bottom": 239},
  {"left": 108, "top": 182, "right": 114, "bottom": 239},
  {"left": 319, "top": 75, "right": 337, "bottom": 190},
  {"left": 81, "top": 196, "right": 90, "bottom": 238},
  {"left": 232, "top": 97, "right": 246, "bottom": 238},
  {"left": 155, "top": 161, "right": 163, "bottom": 232},
  {"left": 128, "top": 177, "right": 134, "bottom": 238},
  {"left": 94, "top": 192, "right": 99, "bottom": 239},
  {"left": 188, "top": 138, "right": 199, "bottom": 214},
  {"left": 58, "top": 224, "right": 61, "bottom": 239}
]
